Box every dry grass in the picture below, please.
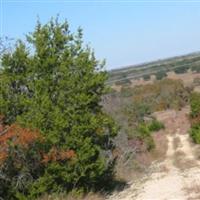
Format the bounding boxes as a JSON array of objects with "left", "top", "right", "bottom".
[
  {"left": 173, "top": 150, "right": 197, "bottom": 170},
  {"left": 38, "top": 192, "right": 104, "bottom": 200},
  {"left": 193, "top": 146, "right": 200, "bottom": 161},
  {"left": 183, "top": 183, "right": 200, "bottom": 200},
  {"left": 151, "top": 132, "right": 168, "bottom": 162},
  {"left": 194, "top": 86, "right": 200, "bottom": 93},
  {"left": 115, "top": 156, "right": 147, "bottom": 182},
  {"left": 115, "top": 131, "right": 168, "bottom": 182},
  {"left": 173, "top": 136, "right": 182, "bottom": 150},
  {"left": 158, "top": 164, "right": 170, "bottom": 173}
]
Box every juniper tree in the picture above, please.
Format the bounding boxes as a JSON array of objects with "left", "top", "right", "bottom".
[{"left": 0, "top": 18, "right": 117, "bottom": 198}]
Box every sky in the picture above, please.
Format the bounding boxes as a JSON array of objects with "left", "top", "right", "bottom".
[{"left": 1, "top": 0, "right": 200, "bottom": 70}]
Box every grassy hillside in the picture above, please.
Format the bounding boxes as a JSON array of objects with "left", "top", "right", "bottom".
[
  {"left": 102, "top": 78, "right": 192, "bottom": 181},
  {"left": 108, "top": 52, "right": 200, "bottom": 85}
]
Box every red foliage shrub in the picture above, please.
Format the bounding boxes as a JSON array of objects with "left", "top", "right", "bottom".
[
  {"left": 190, "top": 114, "right": 200, "bottom": 126},
  {"left": 0, "top": 122, "right": 43, "bottom": 164},
  {"left": 42, "top": 147, "right": 76, "bottom": 164},
  {"left": 0, "top": 115, "right": 75, "bottom": 166}
]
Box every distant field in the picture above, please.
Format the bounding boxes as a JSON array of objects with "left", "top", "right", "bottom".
[{"left": 107, "top": 52, "right": 200, "bottom": 85}]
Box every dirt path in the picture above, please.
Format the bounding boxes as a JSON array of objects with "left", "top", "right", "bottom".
[{"left": 107, "top": 107, "right": 200, "bottom": 200}]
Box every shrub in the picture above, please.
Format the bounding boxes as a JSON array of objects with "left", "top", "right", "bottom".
[
  {"left": 144, "top": 136, "right": 155, "bottom": 151},
  {"left": 0, "top": 123, "right": 44, "bottom": 199},
  {"left": 148, "top": 119, "right": 165, "bottom": 132},
  {"left": 137, "top": 123, "right": 150, "bottom": 136},
  {"left": 125, "top": 102, "right": 151, "bottom": 124},
  {"left": 174, "top": 66, "right": 189, "bottom": 74},
  {"left": 0, "top": 18, "right": 117, "bottom": 199},
  {"left": 131, "top": 79, "right": 190, "bottom": 111},
  {"left": 190, "top": 92, "right": 200, "bottom": 144},
  {"left": 155, "top": 71, "right": 167, "bottom": 80},
  {"left": 190, "top": 125, "right": 200, "bottom": 144},
  {"left": 120, "top": 87, "right": 133, "bottom": 97},
  {"left": 137, "top": 123, "right": 155, "bottom": 151},
  {"left": 191, "top": 65, "right": 200, "bottom": 73},
  {"left": 190, "top": 92, "right": 200, "bottom": 118},
  {"left": 143, "top": 74, "right": 150, "bottom": 81},
  {"left": 124, "top": 123, "right": 154, "bottom": 150}
]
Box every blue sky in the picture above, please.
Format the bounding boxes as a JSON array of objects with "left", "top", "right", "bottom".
[{"left": 1, "top": 1, "right": 200, "bottom": 69}]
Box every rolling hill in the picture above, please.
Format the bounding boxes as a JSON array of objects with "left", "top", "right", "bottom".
[{"left": 108, "top": 52, "right": 200, "bottom": 85}]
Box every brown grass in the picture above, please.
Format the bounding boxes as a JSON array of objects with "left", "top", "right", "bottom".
[
  {"left": 173, "top": 150, "right": 197, "bottom": 170},
  {"left": 151, "top": 132, "right": 168, "bottom": 162},
  {"left": 115, "top": 130, "right": 168, "bottom": 182},
  {"left": 38, "top": 192, "right": 104, "bottom": 200},
  {"left": 183, "top": 183, "right": 200, "bottom": 200},
  {"left": 115, "top": 156, "right": 146, "bottom": 182},
  {"left": 173, "top": 136, "right": 182, "bottom": 150},
  {"left": 194, "top": 147, "right": 200, "bottom": 161}
]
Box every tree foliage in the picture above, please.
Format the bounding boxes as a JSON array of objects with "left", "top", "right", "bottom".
[
  {"left": 190, "top": 92, "right": 200, "bottom": 143},
  {"left": 190, "top": 92, "right": 200, "bottom": 118},
  {"left": 0, "top": 18, "right": 117, "bottom": 199}
]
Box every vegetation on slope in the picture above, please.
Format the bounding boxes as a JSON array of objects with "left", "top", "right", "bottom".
[
  {"left": 103, "top": 78, "right": 190, "bottom": 180},
  {"left": 108, "top": 52, "right": 200, "bottom": 85},
  {"left": 123, "top": 79, "right": 188, "bottom": 145},
  {"left": 190, "top": 92, "right": 200, "bottom": 143},
  {"left": 0, "top": 18, "right": 118, "bottom": 199}
]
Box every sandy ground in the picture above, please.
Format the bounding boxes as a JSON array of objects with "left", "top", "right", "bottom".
[
  {"left": 194, "top": 86, "right": 200, "bottom": 93},
  {"left": 107, "top": 107, "right": 200, "bottom": 200}
]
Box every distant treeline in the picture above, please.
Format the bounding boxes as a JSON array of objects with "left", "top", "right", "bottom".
[{"left": 108, "top": 53, "right": 200, "bottom": 85}]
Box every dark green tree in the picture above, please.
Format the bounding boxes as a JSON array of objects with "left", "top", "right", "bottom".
[
  {"left": 0, "top": 18, "right": 117, "bottom": 199},
  {"left": 190, "top": 92, "right": 200, "bottom": 118},
  {"left": 190, "top": 92, "right": 200, "bottom": 144}
]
